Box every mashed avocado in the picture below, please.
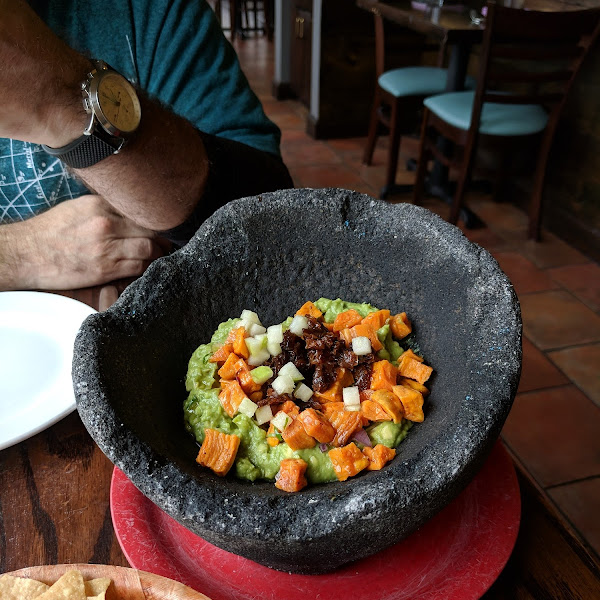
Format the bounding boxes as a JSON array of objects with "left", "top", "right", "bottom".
[{"left": 183, "top": 299, "right": 415, "bottom": 484}]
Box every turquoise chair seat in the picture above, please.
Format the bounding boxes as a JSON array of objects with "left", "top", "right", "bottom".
[
  {"left": 378, "top": 67, "right": 476, "bottom": 98},
  {"left": 424, "top": 91, "right": 549, "bottom": 136}
]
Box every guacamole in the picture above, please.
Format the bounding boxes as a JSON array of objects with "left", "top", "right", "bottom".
[{"left": 183, "top": 298, "right": 425, "bottom": 487}]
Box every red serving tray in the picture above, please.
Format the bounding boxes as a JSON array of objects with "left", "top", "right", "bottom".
[{"left": 111, "top": 441, "right": 520, "bottom": 600}]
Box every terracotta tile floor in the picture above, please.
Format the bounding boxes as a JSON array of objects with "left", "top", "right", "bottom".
[{"left": 234, "top": 35, "right": 600, "bottom": 560}]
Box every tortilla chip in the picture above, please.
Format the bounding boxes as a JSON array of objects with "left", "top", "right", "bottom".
[
  {"left": 0, "top": 574, "right": 49, "bottom": 599},
  {"left": 84, "top": 577, "right": 112, "bottom": 599},
  {"left": 35, "top": 570, "right": 86, "bottom": 600}
]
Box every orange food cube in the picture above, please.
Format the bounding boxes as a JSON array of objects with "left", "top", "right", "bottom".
[
  {"left": 399, "top": 349, "right": 424, "bottom": 363},
  {"left": 295, "top": 301, "right": 323, "bottom": 319},
  {"left": 398, "top": 355, "right": 432, "bottom": 384},
  {"left": 209, "top": 343, "right": 234, "bottom": 364},
  {"left": 196, "top": 428, "right": 240, "bottom": 476},
  {"left": 297, "top": 408, "right": 335, "bottom": 443},
  {"left": 218, "top": 379, "right": 248, "bottom": 417},
  {"left": 361, "top": 309, "right": 391, "bottom": 331},
  {"left": 370, "top": 360, "right": 398, "bottom": 391},
  {"left": 389, "top": 312, "right": 412, "bottom": 340},
  {"left": 320, "top": 401, "right": 346, "bottom": 417},
  {"left": 234, "top": 359, "right": 262, "bottom": 394},
  {"left": 281, "top": 417, "right": 317, "bottom": 450},
  {"left": 343, "top": 323, "right": 383, "bottom": 352},
  {"left": 313, "top": 368, "right": 353, "bottom": 403},
  {"left": 371, "top": 389, "right": 405, "bottom": 423},
  {"left": 279, "top": 400, "right": 300, "bottom": 418},
  {"left": 363, "top": 444, "right": 396, "bottom": 470},
  {"left": 391, "top": 385, "right": 425, "bottom": 422},
  {"left": 398, "top": 377, "right": 430, "bottom": 396},
  {"left": 327, "top": 410, "right": 364, "bottom": 447},
  {"left": 275, "top": 458, "right": 308, "bottom": 492},
  {"left": 333, "top": 309, "right": 363, "bottom": 332},
  {"left": 230, "top": 327, "right": 249, "bottom": 359},
  {"left": 217, "top": 352, "right": 240, "bottom": 379},
  {"left": 328, "top": 443, "right": 369, "bottom": 481},
  {"left": 267, "top": 422, "right": 280, "bottom": 447},
  {"left": 361, "top": 399, "right": 392, "bottom": 422}
]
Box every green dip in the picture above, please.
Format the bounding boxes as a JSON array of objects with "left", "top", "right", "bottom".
[{"left": 183, "top": 298, "right": 413, "bottom": 484}]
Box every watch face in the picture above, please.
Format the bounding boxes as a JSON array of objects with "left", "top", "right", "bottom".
[{"left": 96, "top": 73, "right": 141, "bottom": 134}]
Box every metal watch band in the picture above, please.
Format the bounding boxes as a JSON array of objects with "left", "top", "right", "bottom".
[{"left": 42, "top": 131, "right": 121, "bottom": 169}]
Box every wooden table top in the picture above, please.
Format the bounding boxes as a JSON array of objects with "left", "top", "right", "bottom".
[{"left": 1, "top": 287, "right": 600, "bottom": 598}]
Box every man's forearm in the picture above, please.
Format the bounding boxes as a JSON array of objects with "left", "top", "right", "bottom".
[{"left": 72, "top": 96, "right": 210, "bottom": 231}]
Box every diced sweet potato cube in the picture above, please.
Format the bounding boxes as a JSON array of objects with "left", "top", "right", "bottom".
[
  {"left": 398, "top": 377, "right": 430, "bottom": 396},
  {"left": 218, "top": 379, "right": 248, "bottom": 417},
  {"left": 230, "top": 327, "right": 249, "bottom": 359},
  {"left": 327, "top": 410, "right": 364, "bottom": 447},
  {"left": 320, "top": 401, "right": 346, "bottom": 417},
  {"left": 371, "top": 389, "right": 405, "bottom": 423},
  {"left": 249, "top": 390, "right": 263, "bottom": 403},
  {"left": 314, "top": 368, "right": 353, "bottom": 403},
  {"left": 196, "top": 428, "right": 240, "bottom": 476},
  {"left": 398, "top": 356, "right": 432, "bottom": 385},
  {"left": 218, "top": 352, "right": 241, "bottom": 380},
  {"left": 234, "top": 359, "right": 262, "bottom": 394},
  {"left": 210, "top": 343, "right": 234, "bottom": 364},
  {"left": 363, "top": 444, "right": 396, "bottom": 470},
  {"left": 275, "top": 458, "right": 308, "bottom": 492},
  {"left": 370, "top": 360, "right": 398, "bottom": 391},
  {"left": 399, "top": 348, "right": 424, "bottom": 363},
  {"left": 323, "top": 322, "right": 335, "bottom": 331},
  {"left": 362, "top": 309, "right": 391, "bottom": 331},
  {"left": 267, "top": 422, "right": 280, "bottom": 447},
  {"left": 333, "top": 309, "right": 363, "bottom": 332},
  {"left": 361, "top": 399, "right": 392, "bottom": 422},
  {"left": 297, "top": 408, "right": 335, "bottom": 443},
  {"left": 347, "top": 323, "right": 383, "bottom": 352},
  {"left": 390, "top": 312, "right": 412, "bottom": 340},
  {"left": 279, "top": 400, "right": 300, "bottom": 418},
  {"left": 328, "top": 443, "right": 369, "bottom": 481},
  {"left": 295, "top": 301, "right": 323, "bottom": 319},
  {"left": 338, "top": 327, "right": 353, "bottom": 347},
  {"left": 281, "top": 417, "right": 316, "bottom": 450},
  {"left": 391, "top": 385, "right": 425, "bottom": 422}
]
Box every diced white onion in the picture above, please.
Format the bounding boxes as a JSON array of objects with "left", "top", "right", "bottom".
[
  {"left": 267, "top": 323, "right": 284, "bottom": 344},
  {"left": 237, "top": 397, "right": 258, "bottom": 418},
  {"left": 267, "top": 340, "right": 282, "bottom": 356},
  {"left": 343, "top": 386, "right": 361, "bottom": 408},
  {"left": 294, "top": 383, "right": 314, "bottom": 402},
  {"left": 278, "top": 362, "right": 304, "bottom": 382},
  {"left": 249, "top": 323, "right": 267, "bottom": 336},
  {"left": 289, "top": 315, "right": 309, "bottom": 336},
  {"left": 272, "top": 374, "right": 295, "bottom": 395},
  {"left": 248, "top": 349, "right": 271, "bottom": 366},
  {"left": 352, "top": 336, "right": 372, "bottom": 356},
  {"left": 345, "top": 405, "right": 361, "bottom": 412},
  {"left": 271, "top": 411, "right": 292, "bottom": 432},
  {"left": 255, "top": 404, "right": 273, "bottom": 425},
  {"left": 240, "top": 310, "right": 262, "bottom": 326}
]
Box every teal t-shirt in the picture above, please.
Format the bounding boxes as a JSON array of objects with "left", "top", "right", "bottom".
[{"left": 0, "top": 0, "right": 281, "bottom": 224}]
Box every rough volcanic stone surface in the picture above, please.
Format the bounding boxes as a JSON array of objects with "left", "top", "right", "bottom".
[{"left": 73, "top": 188, "right": 522, "bottom": 574}]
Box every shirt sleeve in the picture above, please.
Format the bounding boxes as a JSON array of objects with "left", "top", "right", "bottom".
[{"left": 129, "top": 0, "right": 282, "bottom": 157}]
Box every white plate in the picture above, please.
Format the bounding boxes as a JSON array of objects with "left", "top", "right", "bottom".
[{"left": 0, "top": 291, "right": 96, "bottom": 451}]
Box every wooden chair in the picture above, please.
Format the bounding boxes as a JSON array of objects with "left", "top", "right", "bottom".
[
  {"left": 362, "top": 9, "right": 475, "bottom": 200},
  {"left": 412, "top": 2, "right": 600, "bottom": 240}
]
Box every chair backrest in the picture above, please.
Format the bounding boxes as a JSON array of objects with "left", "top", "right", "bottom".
[
  {"left": 469, "top": 2, "right": 600, "bottom": 135},
  {"left": 372, "top": 10, "right": 446, "bottom": 78}
]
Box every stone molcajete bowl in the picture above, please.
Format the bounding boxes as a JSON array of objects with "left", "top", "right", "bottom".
[{"left": 73, "top": 188, "right": 521, "bottom": 574}]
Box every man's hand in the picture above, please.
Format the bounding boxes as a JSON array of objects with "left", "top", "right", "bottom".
[
  {"left": 0, "top": 0, "right": 89, "bottom": 147},
  {"left": 0, "top": 195, "right": 170, "bottom": 291}
]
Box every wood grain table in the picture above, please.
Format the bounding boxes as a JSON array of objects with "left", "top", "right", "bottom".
[{"left": 1, "top": 288, "right": 600, "bottom": 598}]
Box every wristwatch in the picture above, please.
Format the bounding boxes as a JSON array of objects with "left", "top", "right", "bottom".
[{"left": 43, "top": 60, "right": 142, "bottom": 169}]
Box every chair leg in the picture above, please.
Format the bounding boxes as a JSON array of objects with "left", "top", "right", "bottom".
[
  {"left": 528, "top": 128, "right": 555, "bottom": 241},
  {"left": 383, "top": 98, "right": 402, "bottom": 197},
  {"left": 413, "top": 108, "right": 430, "bottom": 207},
  {"left": 362, "top": 91, "right": 381, "bottom": 166}
]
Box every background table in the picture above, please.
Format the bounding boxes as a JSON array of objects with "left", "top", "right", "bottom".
[{"left": 1, "top": 288, "right": 600, "bottom": 598}]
